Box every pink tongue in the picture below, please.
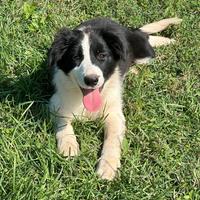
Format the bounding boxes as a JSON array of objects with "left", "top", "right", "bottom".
[{"left": 82, "top": 88, "right": 102, "bottom": 112}]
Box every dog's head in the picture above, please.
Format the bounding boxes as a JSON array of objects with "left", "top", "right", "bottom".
[
  {"left": 48, "top": 26, "right": 127, "bottom": 111},
  {"left": 48, "top": 26, "right": 125, "bottom": 88},
  {"left": 48, "top": 25, "right": 154, "bottom": 112}
]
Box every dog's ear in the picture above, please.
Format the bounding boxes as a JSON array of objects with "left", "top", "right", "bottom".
[
  {"left": 128, "top": 29, "right": 155, "bottom": 64},
  {"left": 101, "top": 30, "right": 125, "bottom": 60},
  {"left": 48, "top": 28, "right": 82, "bottom": 70}
]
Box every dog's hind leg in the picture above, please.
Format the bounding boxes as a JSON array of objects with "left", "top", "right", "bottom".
[
  {"left": 129, "top": 18, "right": 182, "bottom": 71},
  {"left": 148, "top": 35, "right": 176, "bottom": 47},
  {"left": 140, "top": 17, "right": 182, "bottom": 48}
]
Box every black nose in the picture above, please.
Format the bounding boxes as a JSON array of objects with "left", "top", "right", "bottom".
[{"left": 84, "top": 74, "right": 99, "bottom": 86}]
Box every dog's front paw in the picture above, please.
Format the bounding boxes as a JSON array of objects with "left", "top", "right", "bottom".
[
  {"left": 96, "top": 156, "right": 120, "bottom": 180},
  {"left": 57, "top": 136, "right": 79, "bottom": 157}
]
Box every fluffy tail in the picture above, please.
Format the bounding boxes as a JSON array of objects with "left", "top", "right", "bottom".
[{"left": 140, "top": 17, "right": 182, "bottom": 47}]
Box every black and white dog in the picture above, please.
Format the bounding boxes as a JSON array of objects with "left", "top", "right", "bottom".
[{"left": 48, "top": 17, "right": 181, "bottom": 180}]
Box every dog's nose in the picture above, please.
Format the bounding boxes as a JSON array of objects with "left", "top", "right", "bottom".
[{"left": 84, "top": 74, "right": 99, "bottom": 87}]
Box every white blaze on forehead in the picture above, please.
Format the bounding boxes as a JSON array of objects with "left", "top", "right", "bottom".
[
  {"left": 71, "top": 33, "right": 104, "bottom": 89},
  {"left": 81, "top": 33, "right": 103, "bottom": 75},
  {"left": 81, "top": 33, "right": 92, "bottom": 70}
]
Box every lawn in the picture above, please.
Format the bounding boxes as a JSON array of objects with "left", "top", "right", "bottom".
[{"left": 0, "top": 0, "right": 199, "bottom": 199}]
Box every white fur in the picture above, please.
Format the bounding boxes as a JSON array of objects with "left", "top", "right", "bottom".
[
  {"left": 140, "top": 17, "right": 182, "bottom": 34},
  {"left": 50, "top": 67, "right": 123, "bottom": 120},
  {"left": 50, "top": 67, "right": 125, "bottom": 180},
  {"left": 148, "top": 35, "right": 175, "bottom": 47},
  {"left": 71, "top": 33, "right": 104, "bottom": 89},
  {"left": 135, "top": 57, "right": 151, "bottom": 64},
  {"left": 140, "top": 17, "right": 182, "bottom": 48},
  {"left": 50, "top": 17, "right": 182, "bottom": 180}
]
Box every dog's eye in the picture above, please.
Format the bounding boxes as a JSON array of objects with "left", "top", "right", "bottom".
[{"left": 96, "top": 52, "right": 107, "bottom": 61}]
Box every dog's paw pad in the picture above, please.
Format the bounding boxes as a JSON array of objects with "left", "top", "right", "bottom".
[
  {"left": 96, "top": 158, "right": 120, "bottom": 180},
  {"left": 57, "top": 137, "right": 79, "bottom": 157}
]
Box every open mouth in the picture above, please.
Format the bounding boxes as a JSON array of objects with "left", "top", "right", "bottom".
[{"left": 80, "top": 87, "right": 103, "bottom": 112}]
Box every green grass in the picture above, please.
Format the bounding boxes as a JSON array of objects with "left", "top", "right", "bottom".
[{"left": 0, "top": 0, "right": 199, "bottom": 199}]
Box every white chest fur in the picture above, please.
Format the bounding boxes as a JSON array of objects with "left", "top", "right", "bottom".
[{"left": 50, "top": 67, "right": 123, "bottom": 121}]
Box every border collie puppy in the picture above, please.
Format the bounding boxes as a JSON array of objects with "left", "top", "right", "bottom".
[{"left": 48, "top": 17, "right": 181, "bottom": 180}]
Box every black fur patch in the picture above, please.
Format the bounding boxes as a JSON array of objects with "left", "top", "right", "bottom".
[
  {"left": 48, "top": 18, "right": 155, "bottom": 78},
  {"left": 48, "top": 28, "right": 84, "bottom": 74},
  {"left": 126, "top": 28, "right": 155, "bottom": 60}
]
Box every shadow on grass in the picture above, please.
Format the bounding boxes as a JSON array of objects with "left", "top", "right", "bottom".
[{"left": 0, "top": 60, "right": 53, "bottom": 124}]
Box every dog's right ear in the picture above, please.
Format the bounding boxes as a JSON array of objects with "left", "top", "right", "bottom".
[{"left": 48, "top": 28, "right": 82, "bottom": 69}]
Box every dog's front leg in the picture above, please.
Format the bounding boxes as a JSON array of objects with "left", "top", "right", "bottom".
[
  {"left": 96, "top": 111, "right": 126, "bottom": 180},
  {"left": 56, "top": 118, "right": 79, "bottom": 157}
]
